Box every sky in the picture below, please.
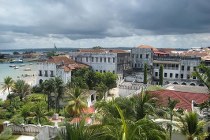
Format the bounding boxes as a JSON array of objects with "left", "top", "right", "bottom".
[{"left": 0, "top": 0, "right": 210, "bottom": 49}]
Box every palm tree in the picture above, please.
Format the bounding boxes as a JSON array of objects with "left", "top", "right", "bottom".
[
  {"left": 42, "top": 79, "right": 56, "bottom": 111},
  {"left": 2, "top": 76, "right": 14, "bottom": 94},
  {"left": 12, "top": 80, "right": 31, "bottom": 101},
  {"left": 97, "top": 104, "right": 167, "bottom": 140},
  {"left": 65, "top": 87, "right": 88, "bottom": 117},
  {"left": 193, "top": 64, "right": 210, "bottom": 90},
  {"left": 56, "top": 119, "right": 100, "bottom": 140},
  {"left": 167, "top": 97, "right": 179, "bottom": 140},
  {"left": 179, "top": 112, "right": 207, "bottom": 140},
  {"left": 54, "top": 77, "right": 65, "bottom": 113},
  {"left": 31, "top": 101, "right": 48, "bottom": 124},
  {"left": 131, "top": 91, "right": 157, "bottom": 120}
]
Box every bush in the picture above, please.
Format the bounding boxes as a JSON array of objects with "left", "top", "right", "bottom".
[
  {"left": 32, "top": 85, "right": 42, "bottom": 93},
  {"left": 10, "top": 115, "right": 24, "bottom": 125},
  {"left": 0, "top": 127, "right": 12, "bottom": 140}
]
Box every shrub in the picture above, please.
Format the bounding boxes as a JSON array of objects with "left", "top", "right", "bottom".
[
  {"left": 0, "top": 127, "right": 12, "bottom": 140},
  {"left": 10, "top": 115, "right": 24, "bottom": 125},
  {"left": 32, "top": 85, "right": 42, "bottom": 93}
]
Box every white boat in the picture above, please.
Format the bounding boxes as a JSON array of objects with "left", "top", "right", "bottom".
[
  {"left": 24, "top": 68, "right": 31, "bottom": 71},
  {"left": 10, "top": 59, "right": 23, "bottom": 63},
  {"left": 14, "top": 66, "right": 19, "bottom": 69}
]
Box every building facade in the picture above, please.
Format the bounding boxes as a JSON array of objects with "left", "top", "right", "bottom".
[
  {"left": 37, "top": 56, "right": 87, "bottom": 84},
  {"left": 131, "top": 45, "right": 206, "bottom": 86},
  {"left": 69, "top": 49, "right": 131, "bottom": 75}
]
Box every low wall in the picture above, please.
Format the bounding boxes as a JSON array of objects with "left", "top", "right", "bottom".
[{"left": 3, "top": 121, "right": 64, "bottom": 140}]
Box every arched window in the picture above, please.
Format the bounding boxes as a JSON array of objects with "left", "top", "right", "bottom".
[
  {"left": 39, "top": 79, "right": 43, "bottom": 84},
  {"left": 173, "top": 82, "right": 178, "bottom": 85},
  {"left": 181, "top": 82, "right": 187, "bottom": 85},
  {"left": 190, "top": 83, "right": 195, "bottom": 86}
]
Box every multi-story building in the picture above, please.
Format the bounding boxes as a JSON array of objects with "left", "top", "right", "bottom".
[
  {"left": 69, "top": 49, "right": 131, "bottom": 75},
  {"left": 153, "top": 55, "right": 201, "bottom": 85},
  {"left": 37, "top": 56, "right": 87, "bottom": 84},
  {"left": 131, "top": 45, "right": 158, "bottom": 70},
  {"left": 131, "top": 45, "right": 208, "bottom": 86}
]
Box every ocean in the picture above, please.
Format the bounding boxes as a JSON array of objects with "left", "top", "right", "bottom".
[{"left": 0, "top": 62, "right": 37, "bottom": 87}]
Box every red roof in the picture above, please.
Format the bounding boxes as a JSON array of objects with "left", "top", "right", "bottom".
[
  {"left": 47, "top": 56, "right": 76, "bottom": 64},
  {"left": 137, "top": 45, "right": 159, "bottom": 52},
  {"left": 149, "top": 90, "right": 209, "bottom": 111}
]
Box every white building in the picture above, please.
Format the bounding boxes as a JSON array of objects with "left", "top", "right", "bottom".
[
  {"left": 37, "top": 56, "right": 87, "bottom": 84},
  {"left": 69, "top": 49, "right": 131, "bottom": 78},
  {"left": 131, "top": 45, "right": 204, "bottom": 85}
]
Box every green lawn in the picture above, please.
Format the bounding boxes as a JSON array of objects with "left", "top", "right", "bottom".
[{"left": 8, "top": 135, "right": 21, "bottom": 140}]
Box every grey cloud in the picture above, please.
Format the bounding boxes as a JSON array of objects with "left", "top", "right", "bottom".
[{"left": 0, "top": 0, "right": 210, "bottom": 40}]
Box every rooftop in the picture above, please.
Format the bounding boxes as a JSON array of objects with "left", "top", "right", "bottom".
[
  {"left": 77, "top": 49, "right": 128, "bottom": 53},
  {"left": 149, "top": 90, "right": 209, "bottom": 111}
]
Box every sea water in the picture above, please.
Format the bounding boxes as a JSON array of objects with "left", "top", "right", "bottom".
[{"left": 0, "top": 62, "right": 37, "bottom": 87}]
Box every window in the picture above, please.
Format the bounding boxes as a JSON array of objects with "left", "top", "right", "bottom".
[
  {"left": 155, "top": 72, "right": 158, "bottom": 77},
  {"left": 181, "top": 74, "right": 183, "bottom": 79},
  {"left": 100, "top": 57, "right": 102, "bottom": 62},
  {"left": 108, "top": 57, "right": 110, "bottom": 62},
  {"left": 50, "top": 71, "right": 54, "bottom": 77},
  {"left": 164, "top": 73, "right": 167, "bottom": 78},
  {"left": 39, "top": 70, "right": 42, "bottom": 76},
  {"left": 181, "top": 65, "right": 184, "bottom": 71},
  {"left": 170, "top": 73, "right": 173, "bottom": 78},
  {"left": 96, "top": 70, "right": 98, "bottom": 72},
  {"left": 187, "top": 66, "right": 190, "bottom": 71},
  {"left": 100, "top": 70, "right": 102, "bottom": 73},
  {"left": 146, "top": 54, "right": 149, "bottom": 58},
  {"left": 92, "top": 57, "right": 94, "bottom": 62},
  {"left": 140, "top": 54, "right": 142, "bottom": 58},
  {"left": 96, "top": 57, "right": 98, "bottom": 62},
  {"left": 132, "top": 54, "right": 134, "bottom": 58},
  {"left": 113, "top": 70, "right": 115, "bottom": 74},
  {"left": 193, "top": 67, "right": 196, "bottom": 71},
  {"left": 86, "top": 57, "right": 88, "bottom": 62},
  {"left": 136, "top": 54, "right": 138, "bottom": 58},
  {"left": 113, "top": 58, "right": 115, "bottom": 63},
  {"left": 44, "top": 70, "right": 48, "bottom": 77},
  {"left": 175, "top": 74, "right": 178, "bottom": 78},
  {"left": 187, "top": 74, "right": 190, "bottom": 79},
  {"left": 103, "top": 70, "right": 106, "bottom": 73},
  {"left": 193, "top": 76, "right": 196, "bottom": 79},
  {"left": 104, "top": 58, "right": 106, "bottom": 62}
]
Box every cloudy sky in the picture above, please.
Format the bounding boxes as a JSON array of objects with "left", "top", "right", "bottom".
[{"left": 0, "top": 0, "right": 210, "bottom": 49}]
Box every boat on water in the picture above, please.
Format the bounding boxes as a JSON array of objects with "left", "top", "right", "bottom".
[
  {"left": 20, "top": 64, "right": 25, "bottom": 67},
  {"left": 14, "top": 66, "right": 19, "bottom": 69},
  {"left": 9, "top": 65, "right": 16, "bottom": 67},
  {"left": 10, "top": 59, "right": 23, "bottom": 63},
  {"left": 29, "top": 63, "right": 33, "bottom": 65},
  {"left": 24, "top": 68, "right": 31, "bottom": 71}
]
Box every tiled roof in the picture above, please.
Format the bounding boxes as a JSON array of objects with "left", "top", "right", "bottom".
[
  {"left": 46, "top": 56, "right": 88, "bottom": 72},
  {"left": 149, "top": 90, "right": 209, "bottom": 111},
  {"left": 77, "top": 49, "right": 128, "bottom": 53},
  {"left": 136, "top": 45, "right": 159, "bottom": 52},
  {"left": 47, "top": 56, "right": 76, "bottom": 65}
]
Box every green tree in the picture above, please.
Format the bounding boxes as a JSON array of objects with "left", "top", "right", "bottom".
[
  {"left": 65, "top": 87, "right": 87, "bottom": 117},
  {"left": 54, "top": 77, "right": 65, "bottom": 113},
  {"left": 2, "top": 76, "right": 14, "bottom": 94},
  {"left": 42, "top": 79, "right": 56, "bottom": 111},
  {"left": 95, "top": 83, "right": 108, "bottom": 101},
  {"left": 56, "top": 119, "right": 100, "bottom": 140},
  {"left": 159, "top": 64, "right": 163, "bottom": 86},
  {"left": 31, "top": 101, "right": 49, "bottom": 124},
  {"left": 12, "top": 80, "right": 31, "bottom": 101},
  {"left": 193, "top": 64, "right": 210, "bottom": 90},
  {"left": 167, "top": 97, "right": 179, "bottom": 140},
  {"left": 144, "top": 63, "right": 148, "bottom": 84},
  {"left": 179, "top": 112, "right": 207, "bottom": 140},
  {"left": 97, "top": 104, "right": 166, "bottom": 140},
  {"left": 131, "top": 91, "right": 157, "bottom": 120}
]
